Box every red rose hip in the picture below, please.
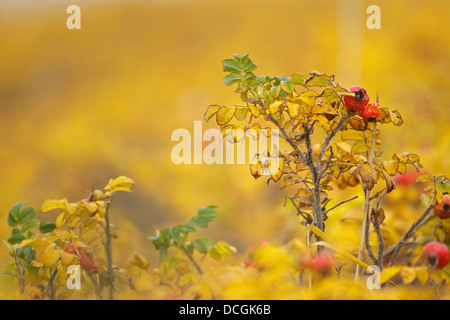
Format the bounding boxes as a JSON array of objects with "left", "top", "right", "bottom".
[
  {"left": 422, "top": 241, "right": 450, "bottom": 269},
  {"left": 344, "top": 86, "right": 370, "bottom": 111},
  {"left": 434, "top": 195, "right": 450, "bottom": 219}
]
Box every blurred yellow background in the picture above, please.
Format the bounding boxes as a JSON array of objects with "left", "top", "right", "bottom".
[{"left": 0, "top": 0, "right": 448, "bottom": 269}]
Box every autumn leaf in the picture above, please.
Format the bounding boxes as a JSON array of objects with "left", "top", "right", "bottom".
[
  {"left": 359, "top": 164, "right": 378, "bottom": 190},
  {"left": 104, "top": 176, "right": 135, "bottom": 193}
]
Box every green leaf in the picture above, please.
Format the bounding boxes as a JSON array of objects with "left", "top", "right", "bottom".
[
  {"left": 222, "top": 59, "right": 243, "bottom": 73},
  {"left": 17, "top": 207, "right": 35, "bottom": 225},
  {"left": 39, "top": 221, "right": 56, "bottom": 234},
  {"left": 8, "top": 228, "right": 25, "bottom": 245},
  {"left": 160, "top": 245, "right": 168, "bottom": 261},
  {"left": 291, "top": 73, "right": 307, "bottom": 86},
  {"left": 222, "top": 73, "right": 243, "bottom": 86},
  {"left": 21, "top": 220, "right": 39, "bottom": 233},
  {"left": 222, "top": 54, "right": 257, "bottom": 73},
  {"left": 169, "top": 227, "right": 181, "bottom": 242},
  {"left": 23, "top": 245, "right": 35, "bottom": 260},
  {"left": 280, "top": 80, "right": 295, "bottom": 94},
  {"left": 7, "top": 202, "right": 26, "bottom": 227},
  {"left": 192, "top": 238, "right": 208, "bottom": 254}
]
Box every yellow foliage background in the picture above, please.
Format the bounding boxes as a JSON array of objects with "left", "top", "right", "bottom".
[{"left": 0, "top": 0, "right": 449, "bottom": 299}]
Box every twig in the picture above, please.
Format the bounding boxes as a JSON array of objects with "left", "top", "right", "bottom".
[
  {"left": 288, "top": 196, "right": 312, "bottom": 223},
  {"left": 355, "top": 187, "right": 371, "bottom": 281},
  {"left": 44, "top": 267, "right": 58, "bottom": 300},
  {"left": 387, "top": 205, "right": 435, "bottom": 267},
  {"left": 323, "top": 196, "right": 358, "bottom": 215}
]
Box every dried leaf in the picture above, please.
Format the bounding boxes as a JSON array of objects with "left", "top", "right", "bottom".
[{"left": 359, "top": 165, "right": 377, "bottom": 190}]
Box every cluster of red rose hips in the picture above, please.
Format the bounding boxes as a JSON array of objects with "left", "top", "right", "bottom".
[
  {"left": 343, "top": 86, "right": 381, "bottom": 121},
  {"left": 64, "top": 242, "right": 100, "bottom": 270}
]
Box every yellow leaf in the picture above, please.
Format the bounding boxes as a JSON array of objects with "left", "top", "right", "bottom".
[
  {"left": 286, "top": 101, "right": 301, "bottom": 118},
  {"left": 269, "top": 100, "right": 283, "bottom": 114},
  {"left": 400, "top": 266, "right": 416, "bottom": 284},
  {"left": 415, "top": 267, "right": 429, "bottom": 285},
  {"left": 351, "top": 140, "right": 368, "bottom": 154},
  {"left": 250, "top": 160, "right": 262, "bottom": 179},
  {"left": 248, "top": 103, "right": 260, "bottom": 118},
  {"left": 234, "top": 106, "right": 248, "bottom": 121},
  {"left": 308, "top": 225, "right": 333, "bottom": 244},
  {"left": 129, "top": 253, "right": 150, "bottom": 270},
  {"left": 81, "top": 201, "right": 98, "bottom": 214},
  {"left": 298, "top": 90, "right": 316, "bottom": 107},
  {"left": 311, "top": 241, "right": 371, "bottom": 270},
  {"left": 43, "top": 244, "right": 60, "bottom": 267},
  {"left": 359, "top": 164, "right": 378, "bottom": 190},
  {"left": 204, "top": 104, "right": 220, "bottom": 122},
  {"left": 60, "top": 250, "right": 77, "bottom": 266},
  {"left": 341, "top": 129, "right": 365, "bottom": 141},
  {"left": 380, "top": 266, "right": 403, "bottom": 284},
  {"left": 383, "top": 159, "right": 399, "bottom": 176},
  {"left": 104, "top": 176, "right": 135, "bottom": 193},
  {"left": 19, "top": 239, "right": 49, "bottom": 248},
  {"left": 24, "top": 285, "right": 43, "bottom": 300},
  {"left": 216, "top": 106, "right": 235, "bottom": 126},
  {"left": 41, "top": 199, "right": 67, "bottom": 213},
  {"left": 208, "top": 247, "right": 222, "bottom": 261},
  {"left": 65, "top": 203, "right": 79, "bottom": 215},
  {"left": 55, "top": 212, "right": 67, "bottom": 228},
  {"left": 179, "top": 272, "right": 193, "bottom": 287},
  {"left": 68, "top": 215, "right": 80, "bottom": 228}
]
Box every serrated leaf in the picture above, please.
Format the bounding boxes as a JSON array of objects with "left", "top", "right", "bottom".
[{"left": 216, "top": 106, "right": 235, "bottom": 126}]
